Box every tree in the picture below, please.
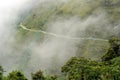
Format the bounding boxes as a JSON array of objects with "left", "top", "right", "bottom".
[
  {"left": 31, "top": 70, "right": 45, "bottom": 80},
  {"left": 7, "top": 71, "right": 27, "bottom": 80},
  {"left": 49, "top": 75, "right": 57, "bottom": 80},
  {"left": 102, "top": 38, "right": 120, "bottom": 61},
  {"left": 110, "top": 56, "right": 120, "bottom": 66},
  {"left": 61, "top": 57, "right": 102, "bottom": 80},
  {"left": 110, "top": 57, "right": 120, "bottom": 80},
  {"left": 61, "top": 56, "right": 120, "bottom": 80},
  {"left": 0, "top": 65, "right": 3, "bottom": 80},
  {"left": 46, "top": 75, "right": 58, "bottom": 80}
]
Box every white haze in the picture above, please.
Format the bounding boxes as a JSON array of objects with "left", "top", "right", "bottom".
[
  {"left": 0, "top": 0, "right": 45, "bottom": 75},
  {"left": 23, "top": 13, "right": 112, "bottom": 77},
  {"left": 0, "top": 0, "right": 120, "bottom": 79},
  {"left": 0, "top": 0, "right": 71, "bottom": 77}
]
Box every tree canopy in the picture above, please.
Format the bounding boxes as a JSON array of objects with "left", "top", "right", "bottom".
[
  {"left": 102, "top": 38, "right": 120, "bottom": 61},
  {"left": 0, "top": 38, "right": 120, "bottom": 80},
  {"left": 7, "top": 71, "right": 27, "bottom": 80}
]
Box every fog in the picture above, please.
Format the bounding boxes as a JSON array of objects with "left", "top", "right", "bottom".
[
  {"left": 0, "top": 0, "right": 71, "bottom": 77},
  {"left": 0, "top": 0, "right": 120, "bottom": 79},
  {"left": 0, "top": 0, "right": 40, "bottom": 75}
]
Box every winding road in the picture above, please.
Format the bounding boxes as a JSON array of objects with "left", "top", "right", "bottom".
[{"left": 20, "top": 23, "right": 108, "bottom": 42}]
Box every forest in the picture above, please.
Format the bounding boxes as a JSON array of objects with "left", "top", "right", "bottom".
[
  {"left": 0, "top": 0, "right": 120, "bottom": 80},
  {"left": 0, "top": 38, "right": 120, "bottom": 80}
]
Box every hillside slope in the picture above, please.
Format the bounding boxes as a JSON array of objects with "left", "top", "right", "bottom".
[{"left": 15, "top": 0, "right": 120, "bottom": 75}]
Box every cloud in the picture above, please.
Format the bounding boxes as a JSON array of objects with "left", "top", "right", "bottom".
[{"left": 0, "top": 0, "right": 120, "bottom": 79}]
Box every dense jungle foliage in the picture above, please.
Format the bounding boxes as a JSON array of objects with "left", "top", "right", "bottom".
[
  {"left": 0, "top": 38, "right": 120, "bottom": 80},
  {"left": 1, "top": 0, "right": 120, "bottom": 80}
]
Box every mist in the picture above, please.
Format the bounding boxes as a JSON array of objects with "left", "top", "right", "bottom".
[
  {"left": 0, "top": 0, "right": 41, "bottom": 75},
  {"left": 0, "top": 0, "right": 120, "bottom": 79},
  {"left": 0, "top": 0, "right": 71, "bottom": 77}
]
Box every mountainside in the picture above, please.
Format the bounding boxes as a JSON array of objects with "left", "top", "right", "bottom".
[
  {"left": 1, "top": 0, "right": 120, "bottom": 80},
  {"left": 18, "top": 0, "right": 120, "bottom": 59},
  {"left": 15, "top": 0, "right": 120, "bottom": 77}
]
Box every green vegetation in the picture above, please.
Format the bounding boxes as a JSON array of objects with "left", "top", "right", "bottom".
[
  {"left": 0, "top": 66, "right": 3, "bottom": 80},
  {"left": 14, "top": 0, "right": 119, "bottom": 61},
  {"left": 5, "top": 0, "right": 120, "bottom": 80},
  {"left": 31, "top": 70, "right": 45, "bottom": 80},
  {"left": 22, "top": 0, "right": 120, "bottom": 28},
  {"left": 62, "top": 57, "right": 120, "bottom": 80},
  {"left": 17, "top": 0, "right": 120, "bottom": 60},
  {"left": 61, "top": 38, "right": 120, "bottom": 80},
  {"left": 0, "top": 38, "right": 120, "bottom": 80},
  {"left": 7, "top": 71, "right": 27, "bottom": 80},
  {"left": 102, "top": 38, "right": 120, "bottom": 61}
]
